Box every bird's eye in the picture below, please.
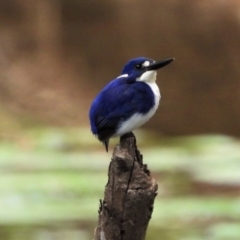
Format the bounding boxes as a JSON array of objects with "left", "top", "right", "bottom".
[{"left": 134, "top": 64, "right": 142, "bottom": 70}]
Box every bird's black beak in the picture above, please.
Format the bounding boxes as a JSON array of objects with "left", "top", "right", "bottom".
[{"left": 146, "top": 58, "right": 175, "bottom": 71}]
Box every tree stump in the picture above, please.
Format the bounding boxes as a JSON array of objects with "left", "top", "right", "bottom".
[{"left": 94, "top": 132, "right": 158, "bottom": 240}]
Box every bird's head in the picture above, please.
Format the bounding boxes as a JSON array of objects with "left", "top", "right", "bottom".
[{"left": 120, "top": 57, "right": 174, "bottom": 83}]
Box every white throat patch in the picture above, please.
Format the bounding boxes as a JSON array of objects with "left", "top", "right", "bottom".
[{"left": 137, "top": 70, "right": 157, "bottom": 83}]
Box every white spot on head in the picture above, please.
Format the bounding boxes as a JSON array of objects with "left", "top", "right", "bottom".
[{"left": 142, "top": 61, "right": 150, "bottom": 67}]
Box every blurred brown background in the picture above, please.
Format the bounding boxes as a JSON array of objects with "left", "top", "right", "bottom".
[
  {"left": 1, "top": 1, "right": 240, "bottom": 240},
  {"left": 1, "top": 0, "right": 240, "bottom": 136}
]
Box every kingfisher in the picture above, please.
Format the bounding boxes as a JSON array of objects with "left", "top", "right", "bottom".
[{"left": 89, "top": 57, "right": 174, "bottom": 151}]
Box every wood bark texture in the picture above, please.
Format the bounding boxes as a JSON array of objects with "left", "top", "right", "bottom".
[{"left": 94, "top": 132, "right": 158, "bottom": 240}]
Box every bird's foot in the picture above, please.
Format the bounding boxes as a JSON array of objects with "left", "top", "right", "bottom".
[{"left": 120, "top": 132, "right": 135, "bottom": 142}]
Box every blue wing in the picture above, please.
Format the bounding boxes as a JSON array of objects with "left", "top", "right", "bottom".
[{"left": 89, "top": 76, "right": 155, "bottom": 141}]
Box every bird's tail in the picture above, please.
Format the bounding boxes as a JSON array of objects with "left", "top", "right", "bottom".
[{"left": 103, "top": 139, "right": 109, "bottom": 152}]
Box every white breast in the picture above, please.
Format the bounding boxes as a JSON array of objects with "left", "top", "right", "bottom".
[{"left": 115, "top": 82, "right": 160, "bottom": 136}]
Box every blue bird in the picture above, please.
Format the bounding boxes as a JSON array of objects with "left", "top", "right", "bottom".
[{"left": 89, "top": 57, "right": 174, "bottom": 152}]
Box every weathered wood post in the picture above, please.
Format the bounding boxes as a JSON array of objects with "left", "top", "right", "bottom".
[{"left": 94, "top": 132, "right": 158, "bottom": 240}]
